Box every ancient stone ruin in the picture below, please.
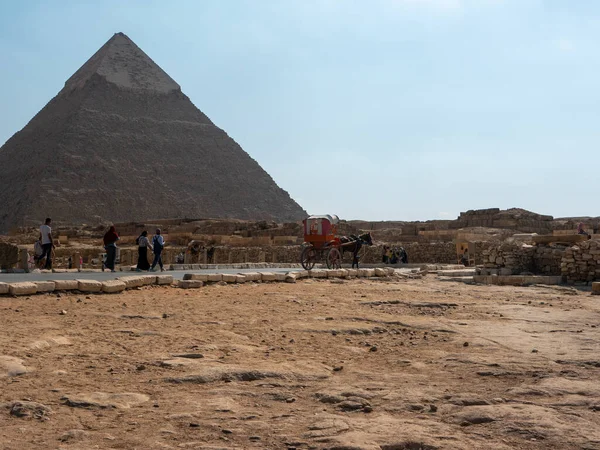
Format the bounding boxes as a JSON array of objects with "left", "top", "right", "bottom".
[{"left": 0, "top": 32, "right": 306, "bottom": 233}]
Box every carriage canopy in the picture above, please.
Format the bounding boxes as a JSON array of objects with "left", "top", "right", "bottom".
[{"left": 303, "top": 215, "right": 339, "bottom": 245}]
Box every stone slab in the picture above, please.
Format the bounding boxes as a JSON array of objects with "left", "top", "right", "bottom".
[
  {"left": 118, "top": 276, "right": 145, "bottom": 288},
  {"left": 178, "top": 280, "right": 204, "bottom": 289},
  {"left": 221, "top": 274, "right": 237, "bottom": 283},
  {"left": 273, "top": 272, "right": 287, "bottom": 282},
  {"left": 77, "top": 279, "right": 103, "bottom": 292},
  {"left": 261, "top": 272, "right": 277, "bottom": 282},
  {"left": 309, "top": 269, "right": 327, "bottom": 278},
  {"left": 183, "top": 273, "right": 209, "bottom": 282},
  {"left": 8, "top": 282, "right": 37, "bottom": 296},
  {"left": 207, "top": 273, "right": 222, "bottom": 282},
  {"left": 102, "top": 280, "right": 126, "bottom": 294},
  {"left": 34, "top": 281, "right": 55, "bottom": 293},
  {"left": 53, "top": 279, "right": 79, "bottom": 290},
  {"left": 156, "top": 275, "right": 173, "bottom": 285},
  {"left": 0, "top": 282, "right": 8, "bottom": 294},
  {"left": 242, "top": 272, "right": 262, "bottom": 281}
]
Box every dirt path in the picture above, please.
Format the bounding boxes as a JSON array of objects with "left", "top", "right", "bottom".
[{"left": 1, "top": 276, "right": 599, "bottom": 449}]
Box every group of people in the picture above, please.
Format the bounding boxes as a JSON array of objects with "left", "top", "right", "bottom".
[
  {"left": 32, "top": 218, "right": 167, "bottom": 272},
  {"left": 102, "top": 226, "right": 167, "bottom": 272},
  {"left": 382, "top": 245, "right": 408, "bottom": 264}
]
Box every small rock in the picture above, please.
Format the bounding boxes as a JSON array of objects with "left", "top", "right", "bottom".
[
  {"left": 463, "top": 342, "right": 469, "bottom": 347},
  {"left": 162, "top": 313, "right": 168, "bottom": 319},
  {"left": 532, "top": 349, "right": 538, "bottom": 353},
  {"left": 363, "top": 405, "right": 373, "bottom": 413},
  {"left": 429, "top": 404, "right": 438, "bottom": 413},
  {"left": 136, "top": 365, "right": 146, "bottom": 371},
  {"left": 369, "top": 346, "right": 378, "bottom": 352},
  {"left": 285, "top": 398, "right": 296, "bottom": 403},
  {"left": 189, "top": 422, "right": 200, "bottom": 427},
  {"left": 222, "top": 429, "right": 233, "bottom": 434},
  {"left": 59, "top": 310, "right": 67, "bottom": 315},
  {"left": 333, "top": 366, "right": 343, "bottom": 372},
  {"left": 249, "top": 436, "right": 261, "bottom": 441}
]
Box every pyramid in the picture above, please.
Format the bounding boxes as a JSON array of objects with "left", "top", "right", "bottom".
[{"left": 0, "top": 32, "right": 306, "bottom": 232}]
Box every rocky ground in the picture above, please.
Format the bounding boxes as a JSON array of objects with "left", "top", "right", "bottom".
[{"left": 1, "top": 275, "right": 599, "bottom": 449}]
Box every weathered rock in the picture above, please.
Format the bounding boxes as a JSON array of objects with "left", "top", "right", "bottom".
[
  {"left": 118, "top": 276, "right": 145, "bottom": 288},
  {"left": 243, "top": 272, "right": 262, "bottom": 281},
  {"left": 178, "top": 280, "right": 203, "bottom": 289},
  {"left": 221, "top": 274, "right": 237, "bottom": 283},
  {"left": 33, "top": 281, "right": 55, "bottom": 293},
  {"left": 8, "top": 282, "right": 37, "bottom": 296},
  {"left": 53, "top": 279, "right": 79, "bottom": 290},
  {"left": 0, "top": 401, "right": 51, "bottom": 419},
  {"left": 77, "top": 279, "right": 102, "bottom": 292},
  {"left": 155, "top": 274, "right": 173, "bottom": 285},
  {"left": 309, "top": 269, "right": 327, "bottom": 278},
  {"left": 0, "top": 282, "right": 8, "bottom": 294},
  {"left": 62, "top": 392, "right": 149, "bottom": 409},
  {"left": 102, "top": 280, "right": 126, "bottom": 293},
  {"left": 261, "top": 272, "right": 277, "bottom": 282},
  {"left": 0, "top": 356, "right": 28, "bottom": 377},
  {"left": 183, "top": 273, "right": 208, "bottom": 282},
  {"left": 207, "top": 273, "right": 222, "bottom": 282}
]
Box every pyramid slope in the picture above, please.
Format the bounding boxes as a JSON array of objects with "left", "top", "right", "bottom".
[{"left": 0, "top": 33, "right": 306, "bottom": 232}]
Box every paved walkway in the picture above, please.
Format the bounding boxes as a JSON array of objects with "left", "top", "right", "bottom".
[{"left": 0, "top": 267, "right": 301, "bottom": 283}]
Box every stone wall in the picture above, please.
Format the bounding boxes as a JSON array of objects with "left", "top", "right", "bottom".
[
  {"left": 481, "top": 243, "right": 565, "bottom": 276},
  {"left": 0, "top": 242, "right": 19, "bottom": 269},
  {"left": 561, "top": 240, "right": 600, "bottom": 283}
]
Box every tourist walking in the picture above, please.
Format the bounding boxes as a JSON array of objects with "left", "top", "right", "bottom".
[
  {"left": 103, "top": 226, "right": 119, "bottom": 272},
  {"left": 35, "top": 218, "right": 54, "bottom": 269},
  {"left": 136, "top": 230, "right": 152, "bottom": 271},
  {"left": 150, "top": 228, "right": 165, "bottom": 272}
]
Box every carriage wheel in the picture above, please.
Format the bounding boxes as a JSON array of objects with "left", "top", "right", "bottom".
[
  {"left": 301, "top": 246, "right": 317, "bottom": 270},
  {"left": 326, "top": 248, "right": 342, "bottom": 269}
]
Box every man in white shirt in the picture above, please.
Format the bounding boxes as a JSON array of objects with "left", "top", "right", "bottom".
[{"left": 36, "top": 217, "right": 54, "bottom": 269}]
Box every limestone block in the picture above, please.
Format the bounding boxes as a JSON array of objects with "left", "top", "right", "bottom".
[
  {"left": 34, "top": 281, "right": 55, "bottom": 293},
  {"left": 346, "top": 269, "right": 358, "bottom": 278},
  {"left": 207, "top": 273, "right": 222, "bottom": 282},
  {"left": 102, "top": 280, "right": 126, "bottom": 293},
  {"left": 309, "top": 269, "right": 327, "bottom": 278},
  {"left": 118, "top": 276, "right": 145, "bottom": 288},
  {"left": 183, "top": 273, "right": 209, "bottom": 282},
  {"left": 592, "top": 282, "right": 600, "bottom": 294},
  {"left": 53, "top": 279, "right": 78, "bottom": 290},
  {"left": 357, "top": 269, "right": 369, "bottom": 277},
  {"left": 326, "top": 269, "right": 343, "bottom": 278},
  {"left": 338, "top": 269, "right": 349, "bottom": 278},
  {"left": 139, "top": 276, "right": 154, "bottom": 286},
  {"left": 364, "top": 268, "right": 376, "bottom": 277},
  {"left": 295, "top": 270, "right": 309, "bottom": 279},
  {"left": 222, "top": 274, "right": 237, "bottom": 283},
  {"left": 243, "top": 272, "right": 262, "bottom": 281},
  {"left": 261, "top": 272, "right": 277, "bottom": 282},
  {"left": 374, "top": 268, "right": 387, "bottom": 277},
  {"left": 156, "top": 275, "right": 173, "bottom": 285},
  {"left": 235, "top": 275, "right": 247, "bottom": 283},
  {"left": 77, "top": 279, "right": 103, "bottom": 292},
  {"left": 9, "top": 282, "right": 37, "bottom": 296},
  {"left": 178, "top": 280, "right": 204, "bottom": 289},
  {"left": 270, "top": 272, "right": 284, "bottom": 282},
  {"left": 285, "top": 273, "right": 298, "bottom": 283},
  {"left": 0, "top": 282, "right": 8, "bottom": 294}
]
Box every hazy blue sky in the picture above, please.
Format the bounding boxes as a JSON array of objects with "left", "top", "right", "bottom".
[{"left": 1, "top": 0, "right": 598, "bottom": 221}]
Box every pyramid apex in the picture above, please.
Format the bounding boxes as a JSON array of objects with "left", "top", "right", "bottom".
[{"left": 64, "top": 32, "right": 180, "bottom": 94}]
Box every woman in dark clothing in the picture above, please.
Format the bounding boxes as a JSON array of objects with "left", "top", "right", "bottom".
[
  {"left": 103, "top": 226, "right": 119, "bottom": 272},
  {"left": 136, "top": 230, "right": 153, "bottom": 271}
]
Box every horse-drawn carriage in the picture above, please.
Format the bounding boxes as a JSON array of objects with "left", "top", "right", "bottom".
[{"left": 300, "top": 215, "right": 372, "bottom": 270}]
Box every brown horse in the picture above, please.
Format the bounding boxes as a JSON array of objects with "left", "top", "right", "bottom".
[{"left": 339, "top": 232, "right": 373, "bottom": 268}]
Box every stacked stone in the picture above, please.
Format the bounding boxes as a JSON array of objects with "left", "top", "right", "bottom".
[
  {"left": 480, "top": 243, "right": 535, "bottom": 275},
  {"left": 561, "top": 240, "right": 600, "bottom": 283},
  {"left": 533, "top": 246, "right": 565, "bottom": 275}
]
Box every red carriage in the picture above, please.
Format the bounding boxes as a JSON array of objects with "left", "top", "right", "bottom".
[
  {"left": 300, "top": 215, "right": 343, "bottom": 270},
  {"left": 300, "top": 215, "right": 373, "bottom": 270}
]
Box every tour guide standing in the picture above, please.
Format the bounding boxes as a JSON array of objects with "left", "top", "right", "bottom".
[
  {"left": 36, "top": 218, "right": 54, "bottom": 269},
  {"left": 103, "top": 226, "right": 120, "bottom": 272},
  {"left": 150, "top": 228, "right": 165, "bottom": 272}
]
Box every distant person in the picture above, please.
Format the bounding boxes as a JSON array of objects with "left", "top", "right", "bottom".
[
  {"left": 136, "top": 230, "right": 152, "bottom": 272},
  {"left": 382, "top": 246, "right": 389, "bottom": 264},
  {"left": 35, "top": 218, "right": 54, "bottom": 269},
  {"left": 390, "top": 248, "right": 398, "bottom": 264},
  {"left": 103, "top": 225, "right": 120, "bottom": 272},
  {"left": 400, "top": 247, "right": 408, "bottom": 264},
  {"left": 150, "top": 228, "right": 165, "bottom": 272},
  {"left": 461, "top": 249, "right": 470, "bottom": 267},
  {"left": 577, "top": 222, "right": 589, "bottom": 236}
]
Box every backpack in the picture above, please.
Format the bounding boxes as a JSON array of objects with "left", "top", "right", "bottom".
[{"left": 153, "top": 235, "right": 163, "bottom": 251}]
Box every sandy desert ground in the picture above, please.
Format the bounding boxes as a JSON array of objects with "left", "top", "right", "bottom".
[{"left": 1, "top": 275, "right": 600, "bottom": 449}]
